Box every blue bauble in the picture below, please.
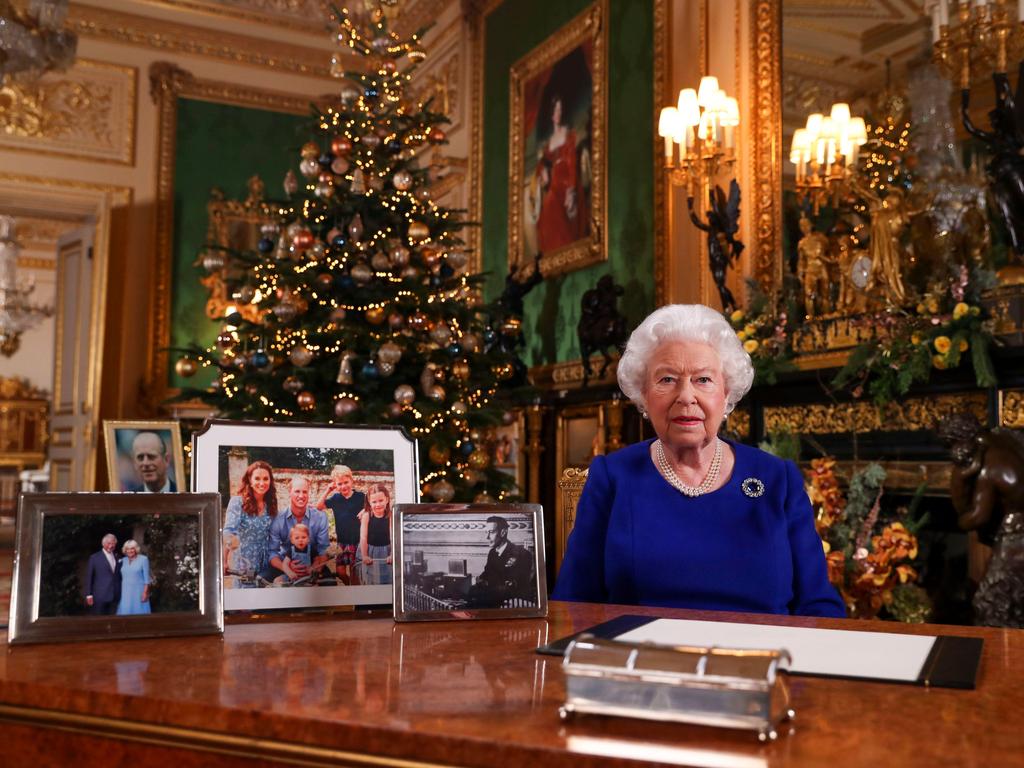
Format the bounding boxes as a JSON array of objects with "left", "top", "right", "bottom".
[
  {"left": 251, "top": 351, "right": 269, "bottom": 369},
  {"left": 257, "top": 237, "right": 275, "bottom": 253},
  {"left": 460, "top": 441, "right": 475, "bottom": 456},
  {"left": 364, "top": 86, "right": 379, "bottom": 99},
  {"left": 440, "top": 263, "right": 454, "bottom": 279},
  {"left": 318, "top": 152, "right": 333, "bottom": 169},
  {"left": 483, "top": 329, "right": 497, "bottom": 345},
  {"left": 446, "top": 342, "right": 462, "bottom": 357},
  {"left": 428, "top": 274, "right": 442, "bottom": 288},
  {"left": 385, "top": 139, "right": 401, "bottom": 154},
  {"left": 331, "top": 233, "right": 347, "bottom": 248},
  {"left": 338, "top": 275, "right": 355, "bottom": 290},
  {"left": 361, "top": 361, "right": 380, "bottom": 379}
]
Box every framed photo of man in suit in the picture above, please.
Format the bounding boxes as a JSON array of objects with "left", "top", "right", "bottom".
[
  {"left": 103, "top": 420, "right": 186, "bottom": 493},
  {"left": 8, "top": 493, "right": 222, "bottom": 644},
  {"left": 393, "top": 503, "right": 547, "bottom": 622}
]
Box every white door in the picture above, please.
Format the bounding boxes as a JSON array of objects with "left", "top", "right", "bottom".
[{"left": 49, "top": 225, "right": 98, "bottom": 491}]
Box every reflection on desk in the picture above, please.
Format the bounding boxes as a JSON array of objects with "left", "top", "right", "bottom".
[{"left": 0, "top": 602, "right": 1018, "bottom": 768}]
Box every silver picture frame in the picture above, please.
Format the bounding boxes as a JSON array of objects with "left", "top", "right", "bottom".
[
  {"left": 393, "top": 503, "right": 548, "bottom": 622},
  {"left": 8, "top": 492, "right": 223, "bottom": 645}
]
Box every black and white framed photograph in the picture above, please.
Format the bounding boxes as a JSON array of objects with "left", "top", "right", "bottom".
[
  {"left": 103, "top": 419, "right": 187, "bottom": 493},
  {"left": 393, "top": 503, "right": 547, "bottom": 622},
  {"left": 192, "top": 420, "right": 419, "bottom": 612},
  {"left": 8, "top": 493, "right": 223, "bottom": 645}
]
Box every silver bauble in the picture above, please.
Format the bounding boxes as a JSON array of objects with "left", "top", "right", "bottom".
[
  {"left": 289, "top": 344, "right": 314, "bottom": 367},
  {"left": 201, "top": 252, "right": 226, "bottom": 272},
  {"left": 394, "top": 384, "right": 416, "bottom": 405},
  {"left": 300, "top": 157, "right": 319, "bottom": 178},
  {"left": 392, "top": 170, "right": 413, "bottom": 191},
  {"left": 431, "top": 479, "right": 455, "bottom": 503},
  {"left": 378, "top": 341, "right": 402, "bottom": 364},
  {"left": 428, "top": 384, "right": 446, "bottom": 402},
  {"left": 331, "top": 156, "right": 349, "bottom": 175},
  {"left": 334, "top": 396, "right": 359, "bottom": 417},
  {"left": 350, "top": 262, "right": 373, "bottom": 285}
]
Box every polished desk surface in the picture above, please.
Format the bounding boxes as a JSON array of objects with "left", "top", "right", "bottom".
[{"left": 0, "top": 602, "right": 1020, "bottom": 768}]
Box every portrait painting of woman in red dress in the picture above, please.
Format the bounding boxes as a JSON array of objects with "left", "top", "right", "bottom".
[{"left": 522, "top": 43, "right": 593, "bottom": 258}]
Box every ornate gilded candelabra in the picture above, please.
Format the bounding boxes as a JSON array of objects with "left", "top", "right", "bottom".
[
  {"left": 929, "top": 0, "right": 1024, "bottom": 88},
  {"left": 790, "top": 104, "right": 867, "bottom": 215}
]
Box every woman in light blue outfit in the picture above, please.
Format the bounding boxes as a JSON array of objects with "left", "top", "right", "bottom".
[
  {"left": 223, "top": 460, "right": 278, "bottom": 581},
  {"left": 116, "top": 539, "right": 151, "bottom": 615}
]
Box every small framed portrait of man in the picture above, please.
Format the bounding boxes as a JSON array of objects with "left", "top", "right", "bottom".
[
  {"left": 393, "top": 503, "right": 547, "bottom": 622},
  {"left": 104, "top": 420, "right": 186, "bottom": 493}
]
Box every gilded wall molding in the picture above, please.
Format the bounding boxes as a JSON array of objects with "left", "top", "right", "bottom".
[
  {"left": 653, "top": 0, "right": 668, "bottom": 307},
  {"left": 126, "top": 0, "right": 327, "bottom": 33},
  {"left": 69, "top": 4, "right": 346, "bottom": 79},
  {"left": 529, "top": 355, "right": 619, "bottom": 390},
  {"left": 0, "top": 59, "right": 136, "bottom": 165},
  {"left": 763, "top": 392, "right": 988, "bottom": 436},
  {"left": 1001, "top": 389, "right": 1024, "bottom": 428},
  {"left": 751, "top": 0, "right": 781, "bottom": 294},
  {"left": 148, "top": 62, "right": 313, "bottom": 402}
]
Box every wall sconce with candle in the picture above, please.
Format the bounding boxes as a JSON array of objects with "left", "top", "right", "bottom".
[{"left": 790, "top": 103, "right": 868, "bottom": 215}]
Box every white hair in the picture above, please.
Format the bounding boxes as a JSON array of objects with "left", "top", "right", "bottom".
[
  {"left": 617, "top": 304, "right": 754, "bottom": 415},
  {"left": 101, "top": 533, "right": 117, "bottom": 545},
  {"left": 122, "top": 539, "right": 140, "bottom": 554}
]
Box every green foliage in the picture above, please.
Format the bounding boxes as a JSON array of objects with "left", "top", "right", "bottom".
[{"left": 758, "top": 429, "right": 801, "bottom": 462}]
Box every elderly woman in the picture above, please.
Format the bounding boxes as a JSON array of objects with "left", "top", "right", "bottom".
[
  {"left": 116, "top": 539, "right": 151, "bottom": 615},
  {"left": 553, "top": 304, "right": 844, "bottom": 617}
]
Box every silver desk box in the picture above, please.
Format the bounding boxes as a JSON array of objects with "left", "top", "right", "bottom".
[{"left": 560, "top": 633, "right": 794, "bottom": 741}]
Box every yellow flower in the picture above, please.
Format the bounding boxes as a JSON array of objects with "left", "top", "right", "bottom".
[
  {"left": 730, "top": 309, "right": 745, "bottom": 323},
  {"left": 737, "top": 330, "right": 748, "bottom": 341},
  {"left": 744, "top": 324, "right": 757, "bottom": 336},
  {"left": 933, "top": 336, "right": 952, "bottom": 354},
  {"left": 932, "top": 354, "right": 947, "bottom": 370},
  {"left": 958, "top": 338, "right": 969, "bottom": 352},
  {"left": 916, "top": 303, "right": 927, "bottom": 315},
  {"left": 927, "top": 298, "right": 939, "bottom": 314},
  {"left": 953, "top": 302, "right": 969, "bottom": 320},
  {"left": 743, "top": 339, "right": 760, "bottom": 354},
  {"left": 910, "top": 333, "right": 921, "bottom": 345},
  {"left": 970, "top": 305, "right": 981, "bottom": 316},
  {"left": 822, "top": 539, "right": 831, "bottom": 555}
]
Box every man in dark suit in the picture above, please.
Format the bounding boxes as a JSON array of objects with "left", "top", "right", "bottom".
[
  {"left": 84, "top": 533, "right": 121, "bottom": 614},
  {"left": 124, "top": 431, "right": 177, "bottom": 492},
  {"left": 466, "top": 516, "right": 535, "bottom": 608}
]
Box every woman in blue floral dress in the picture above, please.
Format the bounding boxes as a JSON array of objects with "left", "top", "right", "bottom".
[
  {"left": 223, "top": 460, "right": 278, "bottom": 582},
  {"left": 116, "top": 540, "right": 151, "bottom": 615}
]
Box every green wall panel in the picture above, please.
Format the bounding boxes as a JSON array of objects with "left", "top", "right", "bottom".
[
  {"left": 482, "top": 0, "right": 655, "bottom": 367},
  {"left": 169, "top": 98, "right": 310, "bottom": 389}
]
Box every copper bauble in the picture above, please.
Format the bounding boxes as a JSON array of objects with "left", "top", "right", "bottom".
[
  {"left": 427, "top": 384, "right": 446, "bottom": 402},
  {"left": 175, "top": 357, "right": 198, "bottom": 378},
  {"left": 300, "top": 141, "right": 320, "bottom": 159},
  {"left": 350, "top": 262, "right": 373, "bottom": 285},
  {"left": 216, "top": 331, "right": 234, "bottom": 349},
  {"left": 297, "top": 391, "right": 316, "bottom": 410},
  {"left": 334, "top": 396, "right": 359, "bottom": 418},
  {"left": 428, "top": 442, "right": 450, "bottom": 464},
  {"left": 371, "top": 251, "right": 390, "bottom": 270},
  {"left": 431, "top": 479, "right": 455, "bottom": 502},
  {"left": 283, "top": 375, "right": 304, "bottom": 394},
  {"left": 428, "top": 128, "right": 446, "bottom": 144},
  {"left": 366, "top": 306, "right": 387, "bottom": 325},
  {"left": 429, "top": 323, "right": 451, "bottom": 345},
  {"left": 468, "top": 449, "right": 490, "bottom": 471},
  {"left": 331, "top": 136, "right": 351, "bottom": 155},
  {"left": 473, "top": 491, "right": 496, "bottom": 504},
  {"left": 388, "top": 311, "right": 405, "bottom": 329},
  {"left": 390, "top": 245, "right": 410, "bottom": 266},
  {"left": 386, "top": 402, "right": 403, "bottom": 418},
  {"left": 362, "top": 133, "right": 381, "bottom": 150},
  {"left": 392, "top": 170, "right": 413, "bottom": 191},
  {"left": 331, "top": 156, "right": 349, "bottom": 175},
  {"left": 394, "top": 384, "right": 416, "bottom": 405},
  {"left": 408, "top": 221, "right": 430, "bottom": 241},
  {"left": 378, "top": 341, "right": 402, "bottom": 364},
  {"left": 289, "top": 344, "right": 314, "bottom": 367},
  {"left": 452, "top": 360, "right": 470, "bottom": 379},
  {"left": 293, "top": 229, "right": 314, "bottom": 250},
  {"left": 421, "top": 245, "right": 441, "bottom": 266},
  {"left": 408, "top": 311, "right": 428, "bottom": 330},
  {"left": 315, "top": 273, "right": 334, "bottom": 290},
  {"left": 451, "top": 400, "right": 468, "bottom": 416}
]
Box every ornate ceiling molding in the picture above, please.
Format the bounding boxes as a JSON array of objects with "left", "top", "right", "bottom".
[{"left": 69, "top": 4, "right": 350, "bottom": 79}]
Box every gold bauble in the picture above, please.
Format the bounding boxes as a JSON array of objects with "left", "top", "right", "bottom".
[
  {"left": 431, "top": 479, "right": 455, "bottom": 502},
  {"left": 428, "top": 443, "right": 450, "bottom": 465},
  {"left": 366, "top": 306, "right": 387, "bottom": 325},
  {"left": 297, "top": 391, "right": 316, "bottom": 410},
  {"left": 408, "top": 221, "right": 430, "bottom": 241},
  {"left": 473, "top": 491, "right": 495, "bottom": 504},
  {"left": 300, "top": 141, "right": 320, "bottom": 160},
  {"left": 468, "top": 449, "right": 490, "bottom": 471},
  {"left": 451, "top": 360, "right": 470, "bottom": 379},
  {"left": 175, "top": 357, "right": 198, "bottom": 378}
]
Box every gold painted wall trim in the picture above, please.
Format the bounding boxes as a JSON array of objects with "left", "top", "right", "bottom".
[
  {"left": 751, "top": 0, "right": 781, "bottom": 293},
  {"left": 147, "top": 63, "right": 313, "bottom": 403},
  {"left": 529, "top": 355, "right": 619, "bottom": 390},
  {"left": 763, "top": 392, "right": 988, "bottom": 435},
  {"left": 0, "top": 58, "right": 137, "bottom": 166},
  {"left": 0, "top": 703, "right": 459, "bottom": 768},
  {"left": 69, "top": 4, "right": 346, "bottom": 79}
]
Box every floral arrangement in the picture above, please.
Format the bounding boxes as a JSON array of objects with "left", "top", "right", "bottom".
[
  {"left": 831, "top": 266, "right": 998, "bottom": 404},
  {"left": 806, "top": 457, "right": 931, "bottom": 622},
  {"left": 727, "top": 280, "right": 794, "bottom": 386}
]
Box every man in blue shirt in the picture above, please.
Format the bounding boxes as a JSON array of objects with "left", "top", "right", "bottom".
[{"left": 260, "top": 476, "right": 330, "bottom": 584}]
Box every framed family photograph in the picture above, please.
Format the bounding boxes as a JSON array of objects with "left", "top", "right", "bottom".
[
  {"left": 508, "top": 0, "right": 607, "bottom": 278},
  {"left": 192, "top": 420, "right": 420, "bottom": 612},
  {"left": 393, "top": 503, "right": 547, "bottom": 622},
  {"left": 8, "top": 493, "right": 223, "bottom": 645},
  {"left": 103, "top": 420, "right": 186, "bottom": 493}
]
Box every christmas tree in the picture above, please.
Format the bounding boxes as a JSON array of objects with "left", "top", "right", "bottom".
[{"left": 174, "top": 4, "right": 530, "bottom": 503}]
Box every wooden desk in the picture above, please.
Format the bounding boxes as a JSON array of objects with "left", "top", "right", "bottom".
[{"left": 0, "top": 602, "right": 1019, "bottom": 768}]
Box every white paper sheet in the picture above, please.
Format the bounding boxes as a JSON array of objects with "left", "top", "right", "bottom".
[{"left": 616, "top": 618, "right": 936, "bottom": 682}]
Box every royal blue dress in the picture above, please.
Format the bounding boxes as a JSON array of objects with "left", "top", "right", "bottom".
[
  {"left": 116, "top": 554, "right": 152, "bottom": 615},
  {"left": 552, "top": 439, "right": 845, "bottom": 617}
]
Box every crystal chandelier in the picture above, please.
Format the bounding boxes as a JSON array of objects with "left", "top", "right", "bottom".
[
  {"left": 0, "top": 216, "right": 53, "bottom": 357},
  {"left": 0, "top": 0, "right": 77, "bottom": 83}
]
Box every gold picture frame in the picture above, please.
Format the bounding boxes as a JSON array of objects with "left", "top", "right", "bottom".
[
  {"left": 507, "top": 0, "right": 607, "bottom": 278},
  {"left": 103, "top": 420, "right": 187, "bottom": 493}
]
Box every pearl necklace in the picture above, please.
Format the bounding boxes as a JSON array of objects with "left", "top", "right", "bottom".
[{"left": 654, "top": 439, "right": 722, "bottom": 497}]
